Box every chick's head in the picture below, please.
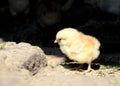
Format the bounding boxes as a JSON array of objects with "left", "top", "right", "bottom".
[{"left": 54, "top": 28, "right": 80, "bottom": 45}]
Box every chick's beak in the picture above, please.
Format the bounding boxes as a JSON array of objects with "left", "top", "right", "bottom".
[{"left": 54, "top": 40, "right": 58, "bottom": 43}]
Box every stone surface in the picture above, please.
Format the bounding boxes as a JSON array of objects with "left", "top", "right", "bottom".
[{"left": 0, "top": 42, "right": 47, "bottom": 75}]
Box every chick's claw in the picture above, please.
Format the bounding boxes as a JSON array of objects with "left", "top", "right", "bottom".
[
  {"left": 83, "top": 63, "right": 95, "bottom": 73},
  {"left": 72, "top": 63, "right": 94, "bottom": 73}
]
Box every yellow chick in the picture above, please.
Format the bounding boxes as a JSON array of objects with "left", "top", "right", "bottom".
[{"left": 54, "top": 28, "right": 100, "bottom": 72}]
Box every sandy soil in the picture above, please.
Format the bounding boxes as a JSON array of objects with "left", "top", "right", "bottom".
[{"left": 0, "top": 47, "right": 120, "bottom": 86}]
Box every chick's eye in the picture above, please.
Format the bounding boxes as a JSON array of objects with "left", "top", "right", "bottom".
[
  {"left": 59, "top": 38, "right": 66, "bottom": 41},
  {"left": 59, "top": 38, "right": 62, "bottom": 41}
]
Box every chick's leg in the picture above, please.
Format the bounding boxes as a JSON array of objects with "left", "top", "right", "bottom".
[
  {"left": 84, "top": 63, "right": 93, "bottom": 73},
  {"left": 72, "top": 64, "right": 84, "bottom": 71}
]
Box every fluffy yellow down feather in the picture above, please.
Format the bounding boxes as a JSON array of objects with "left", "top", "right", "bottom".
[{"left": 54, "top": 28, "right": 100, "bottom": 72}]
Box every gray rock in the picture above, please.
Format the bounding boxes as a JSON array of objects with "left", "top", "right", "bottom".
[{"left": 0, "top": 42, "right": 47, "bottom": 75}]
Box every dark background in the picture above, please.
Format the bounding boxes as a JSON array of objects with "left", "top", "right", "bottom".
[{"left": 0, "top": 0, "right": 120, "bottom": 54}]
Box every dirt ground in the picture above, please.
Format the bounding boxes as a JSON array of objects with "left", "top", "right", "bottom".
[{"left": 0, "top": 47, "right": 120, "bottom": 86}]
